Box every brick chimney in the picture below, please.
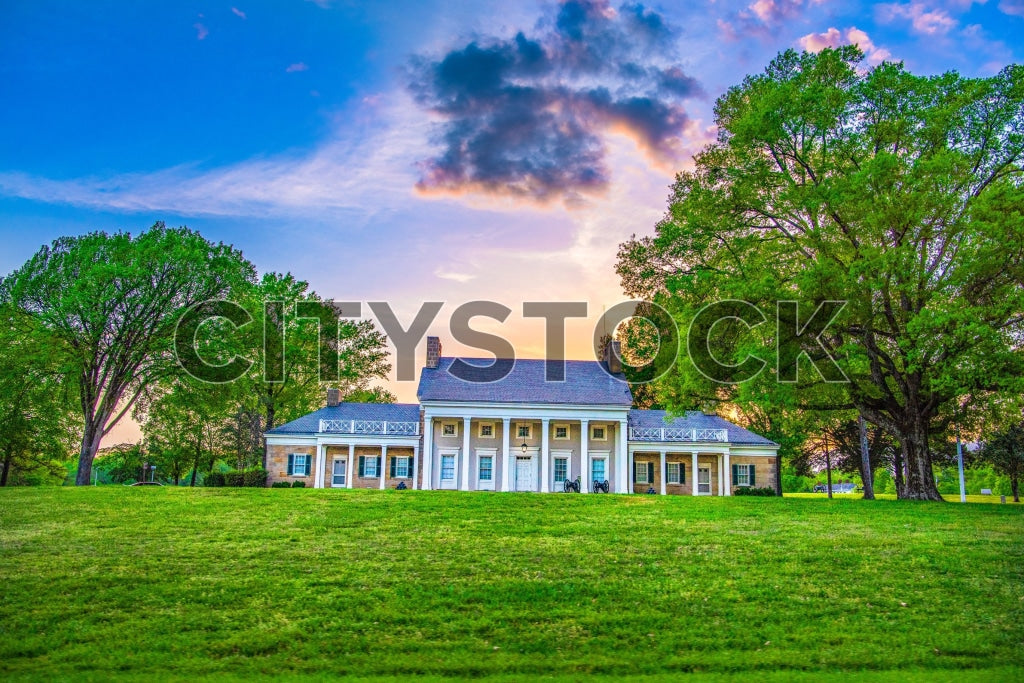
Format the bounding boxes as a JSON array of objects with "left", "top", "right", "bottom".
[
  {"left": 326, "top": 388, "right": 341, "bottom": 407},
  {"left": 426, "top": 336, "right": 442, "bottom": 369},
  {"left": 604, "top": 339, "right": 623, "bottom": 374}
]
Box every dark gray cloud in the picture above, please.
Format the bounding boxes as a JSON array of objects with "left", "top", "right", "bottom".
[{"left": 409, "top": 1, "right": 703, "bottom": 204}]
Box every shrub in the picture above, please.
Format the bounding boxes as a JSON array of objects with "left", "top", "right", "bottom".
[
  {"left": 734, "top": 486, "right": 777, "bottom": 496},
  {"left": 205, "top": 471, "right": 225, "bottom": 487},
  {"left": 271, "top": 481, "right": 291, "bottom": 489},
  {"left": 225, "top": 471, "right": 245, "bottom": 487},
  {"left": 242, "top": 469, "right": 268, "bottom": 488},
  {"left": 291, "top": 481, "right": 306, "bottom": 488}
]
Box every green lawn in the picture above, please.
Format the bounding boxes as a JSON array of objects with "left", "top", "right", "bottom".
[{"left": 1, "top": 489, "right": 1022, "bottom": 681}]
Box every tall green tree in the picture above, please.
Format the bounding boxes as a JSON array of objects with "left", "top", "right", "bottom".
[
  {"left": 2, "top": 224, "right": 256, "bottom": 485},
  {"left": 977, "top": 421, "right": 1024, "bottom": 502},
  {"left": 0, "top": 305, "right": 78, "bottom": 485},
  {"left": 617, "top": 48, "right": 1024, "bottom": 500}
]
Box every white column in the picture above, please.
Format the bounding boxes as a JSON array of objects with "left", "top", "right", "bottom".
[
  {"left": 691, "top": 451, "right": 699, "bottom": 496},
  {"left": 540, "top": 418, "right": 550, "bottom": 493},
  {"left": 501, "top": 417, "right": 511, "bottom": 492},
  {"left": 314, "top": 444, "right": 325, "bottom": 488},
  {"left": 379, "top": 445, "right": 388, "bottom": 490},
  {"left": 347, "top": 444, "right": 354, "bottom": 489},
  {"left": 461, "top": 417, "right": 471, "bottom": 491},
  {"left": 580, "top": 419, "right": 589, "bottom": 494},
  {"left": 723, "top": 450, "right": 731, "bottom": 496},
  {"left": 422, "top": 417, "right": 433, "bottom": 490},
  {"left": 717, "top": 454, "right": 723, "bottom": 496},
  {"left": 412, "top": 444, "right": 420, "bottom": 490},
  {"left": 614, "top": 419, "right": 622, "bottom": 493},
  {"left": 660, "top": 450, "right": 667, "bottom": 495}
]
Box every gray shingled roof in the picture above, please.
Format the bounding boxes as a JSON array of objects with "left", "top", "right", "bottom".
[
  {"left": 418, "top": 357, "right": 633, "bottom": 406},
  {"left": 267, "top": 403, "right": 420, "bottom": 435},
  {"left": 628, "top": 409, "right": 778, "bottom": 446}
]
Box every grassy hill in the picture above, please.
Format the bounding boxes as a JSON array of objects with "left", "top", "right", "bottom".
[{"left": 1, "top": 488, "right": 1022, "bottom": 681}]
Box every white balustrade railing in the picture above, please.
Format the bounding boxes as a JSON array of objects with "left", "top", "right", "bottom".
[
  {"left": 319, "top": 419, "right": 419, "bottom": 436},
  {"left": 629, "top": 427, "right": 728, "bottom": 442}
]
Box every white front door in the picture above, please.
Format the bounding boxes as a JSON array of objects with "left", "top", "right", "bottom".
[
  {"left": 698, "top": 467, "right": 712, "bottom": 495},
  {"left": 515, "top": 456, "right": 535, "bottom": 492},
  {"left": 440, "top": 454, "right": 457, "bottom": 489},
  {"left": 331, "top": 459, "right": 347, "bottom": 487}
]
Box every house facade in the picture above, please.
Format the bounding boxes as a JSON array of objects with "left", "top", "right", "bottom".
[{"left": 264, "top": 337, "right": 780, "bottom": 494}]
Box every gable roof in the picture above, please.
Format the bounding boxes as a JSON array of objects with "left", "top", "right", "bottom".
[
  {"left": 266, "top": 402, "right": 420, "bottom": 435},
  {"left": 628, "top": 409, "right": 778, "bottom": 446},
  {"left": 418, "top": 357, "right": 633, "bottom": 406}
]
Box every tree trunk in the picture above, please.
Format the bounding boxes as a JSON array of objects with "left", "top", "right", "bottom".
[
  {"left": 858, "top": 416, "right": 875, "bottom": 500},
  {"left": 893, "top": 447, "right": 905, "bottom": 498},
  {"left": 262, "top": 400, "right": 276, "bottom": 470},
  {"left": 1012, "top": 475, "right": 1019, "bottom": 503},
  {"left": 1, "top": 446, "right": 13, "bottom": 486},
  {"left": 75, "top": 417, "right": 105, "bottom": 486},
  {"left": 898, "top": 416, "right": 943, "bottom": 501}
]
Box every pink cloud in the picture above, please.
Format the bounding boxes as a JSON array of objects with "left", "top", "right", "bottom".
[
  {"left": 876, "top": 2, "right": 957, "bottom": 35},
  {"left": 193, "top": 22, "right": 209, "bottom": 40},
  {"left": 797, "top": 26, "right": 892, "bottom": 64},
  {"left": 231, "top": 7, "right": 247, "bottom": 19},
  {"left": 286, "top": 62, "right": 309, "bottom": 73},
  {"left": 998, "top": 0, "right": 1024, "bottom": 15}
]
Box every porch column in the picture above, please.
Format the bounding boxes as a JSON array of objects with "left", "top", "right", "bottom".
[
  {"left": 723, "top": 450, "right": 731, "bottom": 496},
  {"left": 717, "top": 454, "right": 723, "bottom": 496},
  {"left": 422, "top": 417, "right": 433, "bottom": 490},
  {"left": 617, "top": 419, "right": 629, "bottom": 493},
  {"left": 691, "top": 451, "right": 699, "bottom": 496},
  {"left": 346, "top": 444, "right": 354, "bottom": 489},
  {"left": 660, "top": 450, "right": 667, "bottom": 495},
  {"left": 579, "top": 419, "right": 589, "bottom": 494},
  {"left": 461, "top": 417, "right": 471, "bottom": 491},
  {"left": 540, "top": 418, "right": 550, "bottom": 493},
  {"left": 501, "top": 417, "right": 511, "bottom": 492},
  {"left": 314, "top": 444, "right": 325, "bottom": 489},
  {"left": 412, "top": 444, "right": 420, "bottom": 490},
  {"left": 379, "top": 445, "right": 388, "bottom": 490}
]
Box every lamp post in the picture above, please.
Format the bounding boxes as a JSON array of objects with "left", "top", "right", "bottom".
[{"left": 956, "top": 404, "right": 966, "bottom": 503}]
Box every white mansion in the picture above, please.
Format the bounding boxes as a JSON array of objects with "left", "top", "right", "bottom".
[{"left": 264, "top": 337, "right": 779, "bottom": 495}]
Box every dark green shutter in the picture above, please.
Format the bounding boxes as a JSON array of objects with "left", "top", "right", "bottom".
[
  {"left": 389, "top": 457, "right": 396, "bottom": 478},
  {"left": 749, "top": 464, "right": 756, "bottom": 486},
  {"left": 287, "top": 453, "right": 295, "bottom": 476},
  {"left": 304, "top": 455, "right": 311, "bottom": 476},
  {"left": 633, "top": 461, "right": 638, "bottom": 485},
  {"left": 681, "top": 463, "right": 685, "bottom": 484},
  {"left": 732, "top": 464, "right": 739, "bottom": 487},
  {"left": 358, "top": 455, "right": 365, "bottom": 477},
  {"left": 376, "top": 456, "right": 382, "bottom": 476}
]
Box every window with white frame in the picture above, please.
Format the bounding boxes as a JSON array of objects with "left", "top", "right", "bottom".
[
  {"left": 592, "top": 457, "right": 606, "bottom": 483},
  {"left": 553, "top": 423, "right": 569, "bottom": 440},
  {"left": 636, "top": 461, "right": 651, "bottom": 485},
  {"left": 441, "top": 422, "right": 457, "bottom": 437},
  {"left": 394, "top": 456, "right": 410, "bottom": 478},
  {"left": 734, "top": 463, "right": 754, "bottom": 486},
  {"left": 517, "top": 423, "right": 532, "bottom": 439},
  {"left": 591, "top": 425, "right": 607, "bottom": 440},
  {"left": 479, "top": 456, "right": 493, "bottom": 481},
  {"left": 288, "top": 453, "right": 311, "bottom": 477},
  {"left": 478, "top": 422, "right": 495, "bottom": 438},
  {"left": 667, "top": 462, "right": 682, "bottom": 484},
  {"left": 364, "top": 456, "right": 379, "bottom": 478},
  {"left": 553, "top": 457, "right": 568, "bottom": 483}
]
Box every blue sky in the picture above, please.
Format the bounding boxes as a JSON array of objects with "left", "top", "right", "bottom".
[{"left": 1, "top": 0, "right": 1022, "bottom": 419}]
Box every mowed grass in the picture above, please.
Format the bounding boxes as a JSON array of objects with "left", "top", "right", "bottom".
[{"left": 1, "top": 489, "right": 1022, "bottom": 681}]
